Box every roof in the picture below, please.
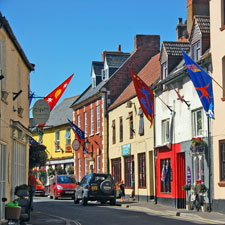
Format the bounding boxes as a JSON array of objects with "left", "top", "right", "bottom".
[
  {"left": 0, "top": 13, "right": 34, "bottom": 71},
  {"left": 108, "top": 53, "right": 160, "bottom": 111},
  {"left": 161, "top": 41, "right": 190, "bottom": 57},
  {"left": 42, "top": 95, "right": 79, "bottom": 128},
  {"left": 105, "top": 53, "right": 130, "bottom": 67},
  {"left": 194, "top": 15, "right": 210, "bottom": 34},
  {"left": 92, "top": 61, "right": 104, "bottom": 75}
]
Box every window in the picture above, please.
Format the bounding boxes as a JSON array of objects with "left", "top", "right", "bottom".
[
  {"left": 160, "top": 158, "right": 172, "bottom": 193},
  {"left": 124, "top": 156, "right": 134, "bottom": 188},
  {"left": 111, "top": 158, "right": 121, "bottom": 183},
  {"left": 90, "top": 108, "right": 94, "bottom": 135},
  {"left": 162, "top": 119, "right": 170, "bottom": 144},
  {"left": 97, "top": 155, "right": 101, "bottom": 173},
  {"left": 193, "top": 42, "right": 201, "bottom": 62},
  {"left": 84, "top": 111, "right": 87, "bottom": 136},
  {"left": 129, "top": 112, "right": 134, "bottom": 139},
  {"left": 162, "top": 62, "right": 168, "bottom": 80},
  {"left": 64, "top": 128, "right": 71, "bottom": 145},
  {"left": 192, "top": 109, "right": 203, "bottom": 137},
  {"left": 139, "top": 109, "right": 144, "bottom": 136},
  {"left": 78, "top": 159, "right": 81, "bottom": 182},
  {"left": 193, "top": 155, "right": 204, "bottom": 183},
  {"left": 0, "top": 40, "right": 6, "bottom": 92},
  {"left": 138, "top": 153, "right": 146, "bottom": 188},
  {"left": 119, "top": 117, "right": 123, "bottom": 142},
  {"left": 112, "top": 120, "right": 116, "bottom": 144},
  {"left": 85, "top": 158, "right": 88, "bottom": 175},
  {"left": 77, "top": 114, "right": 81, "bottom": 128},
  {"left": 96, "top": 105, "right": 100, "bottom": 133},
  {"left": 219, "top": 141, "right": 225, "bottom": 181},
  {"left": 55, "top": 130, "right": 60, "bottom": 152},
  {"left": 221, "top": 0, "right": 225, "bottom": 28}
]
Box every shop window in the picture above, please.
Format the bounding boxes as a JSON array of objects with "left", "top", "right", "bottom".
[
  {"left": 124, "top": 156, "right": 134, "bottom": 188},
  {"left": 112, "top": 120, "right": 116, "bottom": 144},
  {"left": 193, "top": 155, "right": 204, "bottom": 183},
  {"left": 162, "top": 119, "right": 170, "bottom": 144},
  {"left": 111, "top": 158, "right": 121, "bottom": 183},
  {"left": 139, "top": 109, "right": 144, "bottom": 136},
  {"left": 90, "top": 108, "right": 94, "bottom": 135},
  {"left": 192, "top": 109, "right": 203, "bottom": 137},
  {"left": 219, "top": 141, "right": 225, "bottom": 181},
  {"left": 160, "top": 159, "right": 172, "bottom": 193},
  {"left": 64, "top": 128, "right": 71, "bottom": 145},
  {"left": 119, "top": 117, "right": 123, "bottom": 142},
  {"left": 138, "top": 153, "right": 146, "bottom": 188},
  {"left": 192, "top": 42, "right": 201, "bottom": 62},
  {"left": 55, "top": 130, "right": 60, "bottom": 152},
  {"left": 96, "top": 105, "right": 100, "bottom": 133}
]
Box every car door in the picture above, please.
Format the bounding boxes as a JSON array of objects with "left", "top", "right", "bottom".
[{"left": 77, "top": 175, "right": 87, "bottom": 199}]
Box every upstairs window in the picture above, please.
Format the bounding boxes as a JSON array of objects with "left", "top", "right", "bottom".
[
  {"left": 84, "top": 111, "right": 87, "bottom": 136},
  {"left": 112, "top": 120, "right": 116, "bottom": 144},
  {"left": 119, "top": 117, "right": 123, "bottom": 142},
  {"left": 64, "top": 128, "right": 71, "bottom": 145},
  {"left": 96, "top": 105, "right": 100, "bottom": 133},
  {"left": 162, "top": 62, "right": 168, "bottom": 80},
  {"left": 162, "top": 119, "right": 170, "bottom": 144},
  {"left": 192, "top": 109, "right": 203, "bottom": 137},
  {"left": 129, "top": 112, "right": 134, "bottom": 139},
  {"left": 77, "top": 114, "right": 81, "bottom": 128},
  {"left": 55, "top": 130, "right": 60, "bottom": 152},
  {"left": 139, "top": 109, "right": 144, "bottom": 136},
  {"left": 193, "top": 42, "right": 201, "bottom": 62},
  {"left": 90, "top": 108, "right": 94, "bottom": 135},
  {"left": 221, "top": 0, "right": 225, "bottom": 29}
]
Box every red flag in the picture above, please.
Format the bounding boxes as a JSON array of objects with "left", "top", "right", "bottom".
[
  {"left": 39, "top": 74, "right": 74, "bottom": 129},
  {"left": 130, "top": 69, "right": 154, "bottom": 128}
]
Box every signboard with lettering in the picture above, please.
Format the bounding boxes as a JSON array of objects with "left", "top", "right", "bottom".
[
  {"left": 32, "top": 99, "right": 50, "bottom": 124},
  {"left": 187, "top": 166, "right": 191, "bottom": 185},
  {"left": 121, "top": 144, "right": 131, "bottom": 156}
]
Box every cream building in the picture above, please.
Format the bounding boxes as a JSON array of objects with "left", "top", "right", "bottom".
[
  {"left": 108, "top": 54, "right": 160, "bottom": 200},
  {"left": 210, "top": 0, "right": 225, "bottom": 213},
  {"left": 0, "top": 13, "right": 34, "bottom": 221}
]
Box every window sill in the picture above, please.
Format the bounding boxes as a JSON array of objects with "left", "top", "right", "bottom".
[
  {"left": 220, "top": 25, "right": 225, "bottom": 31},
  {"left": 217, "top": 181, "right": 225, "bottom": 187}
]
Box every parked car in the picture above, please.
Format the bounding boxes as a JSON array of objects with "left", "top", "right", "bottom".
[
  {"left": 49, "top": 175, "right": 77, "bottom": 200},
  {"left": 74, "top": 173, "right": 116, "bottom": 205},
  {"left": 35, "top": 179, "right": 46, "bottom": 196}
]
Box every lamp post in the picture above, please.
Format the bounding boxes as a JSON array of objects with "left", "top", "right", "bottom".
[{"left": 154, "top": 149, "right": 158, "bottom": 204}]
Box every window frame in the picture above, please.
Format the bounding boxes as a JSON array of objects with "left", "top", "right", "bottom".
[
  {"left": 97, "top": 155, "right": 101, "bottom": 173},
  {"left": 162, "top": 119, "right": 170, "bottom": 144},
  {"left": 90, "top": 108, "right": 94, "bottom": 135},
  {"left": 129, "top": 112, "right": 134, "bottom": 139},
  {"left": 96, "top": 105, "right": 100, "bottom": 133},
  {"left": 119, "top": 117, "right": 123, "bottom": 142},
  {"left": 139, "top": 109, "right": 144, "bottom": 136},
  {"left": 78, "top": 158, "right": 81, "bottom": 182},
  {"left": 111, "top": 158, "right": 121, "bottom": 183},
  {"left": 138, "top": 153, "right": 146, "bottom": 188},
  {"left": 65, "top": 128, "right": 71, "bottom": 145},
  {"left": 192, "top": 108, "right": 203, "bottom": 137},
  {"left": 55, "top": 130, "right": 60, "bottom": 152},
  {"left": 124, "top": 156, "right": 134, "bottom": 188},
  {"left": 112, "top": 120, "right": 116, "bottom": 144},
  {"left": 84, "top": 111, "right": 87, "bottom": 137},
  {"left": 160, "top": 158, "right": 172, "bottom": 193},
  {"left": 219, "top": 140, "right": 225, "bottom": 183},
  {"left": 77, "top": 114, "right": 81, "bottom": 128},
  {"left": 162, "top": 62, "right": 168, "bottom": 80},
  {"left": 192, "top": 41, "right": 201, "bottom": 62}
]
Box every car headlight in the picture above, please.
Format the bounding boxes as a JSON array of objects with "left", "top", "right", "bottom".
[{"left": 56, "top": 185, "right": 63, "bottom": 190}]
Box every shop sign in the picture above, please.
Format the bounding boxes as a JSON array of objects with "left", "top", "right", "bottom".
[
  {"left": 187, "top": 166, "right": 191, "bottom": 185},
  {"left": 121, "top": 144, "right": 131, "bottom": 156},
  {"left": 65, "top": 145, "right": 72, "bottom": 153},
  {"left": 32, "top": 99, "right": 50, "bottom": 124}
]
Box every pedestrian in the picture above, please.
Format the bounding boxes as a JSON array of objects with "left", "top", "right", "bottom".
[
  {"left": 119, "top": 180, "right": 125, "bottom": 202},
  {"left": 130, "top": 178, "right": 135, "bottom": 201},
  {"left": 28, "top": 170, "right": 37, "bottom": 211}
]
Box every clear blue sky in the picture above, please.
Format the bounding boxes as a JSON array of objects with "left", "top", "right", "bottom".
[{"left": 1, "top": 0, "right": 187, "bottom": 108}]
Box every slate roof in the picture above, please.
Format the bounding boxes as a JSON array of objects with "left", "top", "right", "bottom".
[
  {"left": 195, "top": 15, "right": 210, "bottom": 34},
  {"left": 108, "top": 53, "right": 160, "bottom": 111},
  {"left": 44, "top": 95, "right": 79, "bottom": 128},
  {"left": 92, "top": 61, "right": 104, "bottom": 75},
  {"left": 162, "top": 41, "right": 190, "bottom": 57},
  {"left": 105, "top": 53, "right": 130, "bottom": 67}
]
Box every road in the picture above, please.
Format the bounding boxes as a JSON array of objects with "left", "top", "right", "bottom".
[{"left": 32, "top": 196, "right": 214, "bottom": 225}]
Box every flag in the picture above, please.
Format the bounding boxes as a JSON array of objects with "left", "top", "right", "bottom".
[
  {"left": 29, "top": 91, "right": 35, "bottom": 106},
  {"left": 182, "top": 50, "right": 214, "bottom": 118},
  {"left": 29, "top": 136, "right": 39, "bottom": 146},
  {"left": 130, "top": 69, "right": 154, "bottom": 128},
  {"left": 39, "top": 74, "right": 74, "bottom": 128},
  {"left": 67, "top": 119, "right": 87, "bottom": 154},
  {"left": 175, "top": 89, "right": 184, "bottom": 103}
]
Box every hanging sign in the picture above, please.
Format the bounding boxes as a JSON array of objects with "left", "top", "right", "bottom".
[
  {"left": 187, "top": 166, "right": 191, "bottom": 185},
  {"left": 121, "top": 144, "right": 131, "bottom": 156},
  {"left": 72, "top": 139, "right": 80, "bottom": 151},
  {"left": 32, "top": 99, "right": 50, "bottom": 124}
]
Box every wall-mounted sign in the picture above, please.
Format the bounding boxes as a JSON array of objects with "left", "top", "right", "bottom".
[
  {"left": 65, "top": 145, "right": 72, "bottom": 153},
  {"left": 72, "top": 139, "right": 80, "bottom": 151},
  {"left": 187, "top": 166, "right": 191, "bottom": 185},
  {"left": 121, "top": 144, "right": 131, "bottom": 156},
  {"left": 32, "top": 99, "right": 50, "bottom": 124}
]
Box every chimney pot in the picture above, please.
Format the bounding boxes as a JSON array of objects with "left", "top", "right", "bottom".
[
  {"left": 178, "top": 18, "right": 183, "bottom": 24},
  {"left": 118, "top": 45, "right": 121, "bottom": 52}
]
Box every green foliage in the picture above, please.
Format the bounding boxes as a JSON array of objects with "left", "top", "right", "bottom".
[
  {"left": 29, "top": 144, "right": 48, "bottom": 169},
  {"left": 47, "top": 167, "right": 55, "bottom": 176},
  {"left": 55, "top": 165, "right": 65, "bottom": 175},
  {"left": 66, "top": 166, "right": 74, "bottom": 174},
  {"left": 182, "top": 184, "right": 191, "bottom": 191}
]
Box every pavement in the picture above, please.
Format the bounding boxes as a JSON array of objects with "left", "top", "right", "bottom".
[{"left": 24, "top": 199, "right": 225, "bottom": 225}]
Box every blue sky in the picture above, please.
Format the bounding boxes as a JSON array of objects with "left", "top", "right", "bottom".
[{"left": 1, "top": 0, "right": 187, "bottom": 108}]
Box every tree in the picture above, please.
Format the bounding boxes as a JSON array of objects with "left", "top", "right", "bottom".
[{"left": 29, "top": 144, "right": 48, "bottom": 169}]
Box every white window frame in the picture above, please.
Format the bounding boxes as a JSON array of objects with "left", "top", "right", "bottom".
[
  {"left": 55, "top": 130, "right": 60, "bottom": 152},
  {"left": 65, "top": 128, "right": 71, "bottom": 145},
  {"left": 77, "top": 114, "right": 81, "bottom": 128},
  {"left": 162, "top": 119, "right": 170, "bottom": 144},
  {"left": 91, "top": 108, "right": 94, "bottom": 135},
  {"left": 192, "top": 109, "right": 203, "bottom": 137},
  {"left": 97, "top": 155, "right": 101, "bottom": 173},
  {"left": 84, "top": 111, "right": 87, "bottom": 137},
  {"left": 96, "top": 105, "right": 100, "bottom": 133},
  {"left": 78, "top": 158, "right": 81, "bottom": 182}
]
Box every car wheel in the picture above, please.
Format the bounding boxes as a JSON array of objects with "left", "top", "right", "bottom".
[
  {"left": 54, "top": 191, "right": 58, "bottom": 200},
  {"left": 81, "top": 194, "right": 88, "bottom": 206},
  {"left": 110, "top": 198, "right": 116, "bottom": 206},
  {"left": 74, "top": 194, "right": 79, "bottom": 204},
  {"left": 100, "top": 180, "right": 113, "bottom": 194}
]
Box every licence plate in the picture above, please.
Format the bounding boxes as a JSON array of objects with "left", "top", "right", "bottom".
[
  {"left": 92, "top": 185, "right": 98, "bottom": 191},
  {"left": 65, "top": 191, "right": 74, "bottom": 194}
]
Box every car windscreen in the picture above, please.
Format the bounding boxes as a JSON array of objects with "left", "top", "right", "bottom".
[
  {"left": 92, "top": 174, "right": 114, "bottom": 183},
  {"left": 57, "top": 176, "right": 76, "bottom": 184}
]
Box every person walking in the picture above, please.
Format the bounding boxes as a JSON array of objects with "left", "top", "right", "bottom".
[
  {"left": 28, "top": 170, "right": 36, "bottom": 211},
  {"left": 119, "top": 180, "right": 125, "bottom": 202}
]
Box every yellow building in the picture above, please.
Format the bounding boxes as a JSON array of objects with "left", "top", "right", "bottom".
[
  {"left": 0, "top": 13, "right": 34, "bottom": 221},
  {"left": 31, "top": 96, "right": 79, "bottom": 183},
  {"left": 108, "top": 54, "right": 160, "bottom": 200}
]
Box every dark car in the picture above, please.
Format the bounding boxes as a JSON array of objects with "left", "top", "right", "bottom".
[
  {"left": 74, "top": 173, "right": 116, "bottom": 205},
  {"left": 49, "top": 175, "right": 77, "bottom": 200}
]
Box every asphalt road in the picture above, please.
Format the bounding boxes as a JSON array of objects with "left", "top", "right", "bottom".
[{"left": 33, "top": 196, "right": 213, "bottom": 225}]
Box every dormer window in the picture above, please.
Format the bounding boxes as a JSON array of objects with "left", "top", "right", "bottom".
[
  {"left": 162, "top": 62, "right": 168, "bottom": 80},
  {"left": 193, "top": 41, "right": 201, "bottom": 61}
]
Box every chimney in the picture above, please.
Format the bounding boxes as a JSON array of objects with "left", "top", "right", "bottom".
[
  {"left": 186, "top": 0, "right": 209, "bottom": 35},
  {"left": 117, "top": 45, "right": 121, "bottom": 52},
  {"left": 102, "top": 51, "right": 106, "bottom": 62},
  {"left": 176, "top": 18, "right": 188, "bottom": 41},
  {"left": 134, "top": 35, "right": 160, "bottom": 52}
]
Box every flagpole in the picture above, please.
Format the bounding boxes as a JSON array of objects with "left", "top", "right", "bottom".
[{"left": 154, "top": 92, "right": 173, "bottom": 112}]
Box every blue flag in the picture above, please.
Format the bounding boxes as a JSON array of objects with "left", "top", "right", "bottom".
[
  {"left": 29, "top": 136, "right": 39, "bottom": 146},
  {"left": 67, "top": 119, "right": 87, "bottom": 154},
  {"left": 29, "top": 91, "right": 34, "bottom": 106},
  {"left": 182, "top": 50, "right": 214, "bottom": 119}
]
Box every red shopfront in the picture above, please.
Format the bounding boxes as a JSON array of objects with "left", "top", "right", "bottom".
[{"left": 155, "top": 143, "right": 186, "bottom": 208}]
